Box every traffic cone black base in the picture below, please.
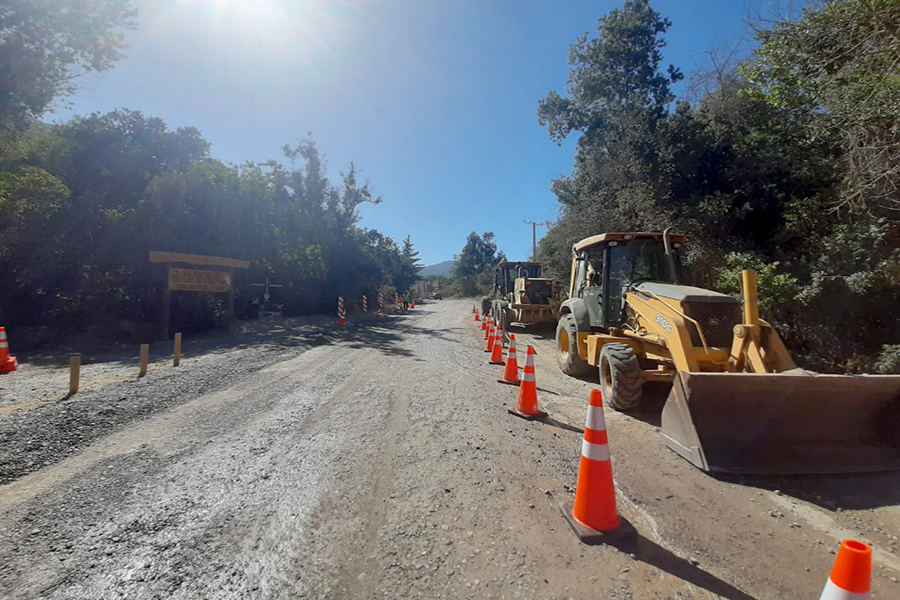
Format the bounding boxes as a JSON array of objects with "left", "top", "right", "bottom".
[
  {"left": 497, "top": 378, "right": 518, "bottom": 386},
  {"left": 559, "top": 501, "right": 636, "bottom": 545},
  {"left": 506, "top": 408, "right": 547, "bottom": 420}
]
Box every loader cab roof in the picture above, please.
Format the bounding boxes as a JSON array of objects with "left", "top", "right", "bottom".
[
  {"left": 573, "top": 232, "right": 686, "bottom": 253},
  {"left": 498, "top": 261, "right": 541, "bottom": 268}
]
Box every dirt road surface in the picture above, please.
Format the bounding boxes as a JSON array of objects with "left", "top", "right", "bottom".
[{"left": 1, "top": 299, "right": 899, "bottom": 599}]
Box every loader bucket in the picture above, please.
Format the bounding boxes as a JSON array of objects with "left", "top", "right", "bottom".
[{"left": 660, "top": 371, "right": 900, "bottom": 474}]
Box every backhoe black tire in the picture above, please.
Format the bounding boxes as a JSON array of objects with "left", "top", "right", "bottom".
[
  {"left": 599, "top": 343, "right": 642, "bottom": 411},
  {"left": 556, "top": 314, "right": 591, "bottom": 376}
]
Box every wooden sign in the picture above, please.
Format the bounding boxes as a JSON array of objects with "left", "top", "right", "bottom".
[{"left": 168, "top": 268, "right": 233, "bottom": 292}]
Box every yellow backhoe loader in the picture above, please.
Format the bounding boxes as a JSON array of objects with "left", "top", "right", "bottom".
[{"left": 557, "top": 231, "right": 900, "bottom": 474}]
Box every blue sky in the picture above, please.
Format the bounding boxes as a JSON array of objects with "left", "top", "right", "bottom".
[{"left": 54, "top": 0, "right": 782, "bottom": 265}]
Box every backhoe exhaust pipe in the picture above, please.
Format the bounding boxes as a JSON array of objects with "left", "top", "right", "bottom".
[{"left": 662, "top": 227, "right": 679, "bottom": 284}]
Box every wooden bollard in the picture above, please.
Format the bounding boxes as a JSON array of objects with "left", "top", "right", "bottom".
[
  {"left": 139, "top": 344, "right": 149, "bottom": 377},
  {"left": 69, "top": 354, "right": 80, "bottom": 395},
  {"left": 173, "top": 333, "right": 182, "bottom": 367}
]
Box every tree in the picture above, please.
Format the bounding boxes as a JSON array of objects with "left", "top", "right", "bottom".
[
  {"left": 537, "top": 0, "right": 684, "bottom": 244},
  {"left": 452, "top": 232, "right": 506, "bottom": 296},
  {"left": 538, "top": 0, "right": 682, "bottom": 145},
  {"left": 0, "top": 109, "right": 417, "bottom": 331},
  {"left": 0, "top": 1, "right": 138, "bottom": 132},
  {"left": 402, "top": 235, "right": 421, "bottom": 265},
  {"left": 743, "top": 0, "right": 900, "bottom": 217}
]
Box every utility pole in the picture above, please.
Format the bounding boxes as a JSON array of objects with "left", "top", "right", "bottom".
[{"left": 523, "top": 220, "right": 551, "bottom": 261}]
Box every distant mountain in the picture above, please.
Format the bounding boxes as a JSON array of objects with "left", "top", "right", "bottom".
[{"left": 419, "top": 260, "right": 455, "bottom": 277}]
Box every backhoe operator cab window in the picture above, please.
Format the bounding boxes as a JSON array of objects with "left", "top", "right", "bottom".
[{"left": 606, "top": 239, "right": 682, "bottom": 325}]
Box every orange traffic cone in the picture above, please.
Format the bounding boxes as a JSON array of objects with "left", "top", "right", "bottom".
[
  {"left": 483, "top": 316, "right": 492, "bottom": 339},
  {"left": 489, "top": 329, "right": 504, "bottom": 365},
  {"left": 819, "top": 540, "right": 871, "bottom": 599},
  {"left": 474, "top": 312, "right": 480, "bottom": 322},
  {"left": 560, "top": 390, "right": 635, "bottom": 544},
  {"left": 498, "top": 334, "right": 519, "bottom": 385},
  {"left": 411, "top": 301, "right": 415, "bottom": 309},
  {"left": 485, "top": 324, "right": 496, "bottom": 353},
  {"left": 0, "top": 327, "right": 17, "bottom": 374},
  {"left": 508, "top": 346, "right": 546, "bottom": 420},
  {"left": 472, "top": 304, "right": 477, "bottom": 314}
]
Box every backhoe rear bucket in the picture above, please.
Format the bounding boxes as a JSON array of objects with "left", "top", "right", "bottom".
[{"left": 660, "top": 371, "right": 900, "bottom": 474}]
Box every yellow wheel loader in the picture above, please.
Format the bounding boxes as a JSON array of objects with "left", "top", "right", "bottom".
[
  {"left": 557, "top": 231, "right": 900, "bottom": 474},
  {"left": 482, "top": 262, "right": 559, "bottom": 344}
]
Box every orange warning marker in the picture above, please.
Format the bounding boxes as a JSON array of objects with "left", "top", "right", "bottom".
[
  {"left": 560, "top": 390, "right": 635, "bottom": 544},
  {"left": 488, "top": 329, "right": 504, "bottom": 364},
  {"left": 475, "top": 312, "right": 480, "bottom": 322},
  {"left": 508, "top": 346, "right": 546, "bottom": 420},
  {"left": 472, "top": 304, "right": 477, "bottom": 314},
  {"left": 483, "top": 316, "right": 492, "bottom": 339},
  {"left": 819, "top": 540, "right": 871, "bottom": 599},
  {"left": 498, "top": 334, "right": 519, "bottom": 384},
  {"left": 0, "top": 327, "right": 17, "bottom": 374},
  {"left": 485, "top": 323, "right": 497, "bottom": 353}
]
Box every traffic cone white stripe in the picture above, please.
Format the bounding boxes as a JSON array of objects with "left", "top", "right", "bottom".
[
  {"left": 820, "top": 579, "right": 869, "bottom": 600},
  {"left": 521, "top": 371, "right": 535, "bottom": 382},
  {"left": 0, "top": 342, "right": 7, "bottom": 349},
  {"left": 582, "top": 440, "right": 611, "bottom": 462},
  {"left": 585, "top": 405, "right": 607, "bottom": 431}
]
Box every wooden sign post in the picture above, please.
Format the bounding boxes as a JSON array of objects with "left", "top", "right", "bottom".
[{"left": 149, "top": 251, "right": 250, "bottom": 340}]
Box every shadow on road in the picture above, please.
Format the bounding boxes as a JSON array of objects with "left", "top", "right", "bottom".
[
  {"left": 611, "top": 533, "right": 758, "bottom": 600},
  {"left": 719, "top": 470, "right": 900, "bottom": 511},
  {"left": 536, "top": 416, "right": 583, "bottom": 435}
]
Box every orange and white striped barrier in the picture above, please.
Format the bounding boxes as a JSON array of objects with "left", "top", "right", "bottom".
[
  {"left": 508, "top": 346, "right": 546, "bottom": 420},
  {"left": 498, "top": 334, "right": 519, "bottom": 385},
  {"left": 338, "top": 297, "right": 346, "bottom": 326},
  {"left": 0, "top": 327, "right": 17, "bottom": 373},
  {"left": 481, "top": 314, "right": 489, "bottom": 332},
  {"left": 560, "top": 390, "right": 635, "bottom": 543},
  {"left": 819, "top": 540, "right": 871, "bottom": 599},
  {"left": 362, "top": 295, "right": 368, "bottom": 313}
]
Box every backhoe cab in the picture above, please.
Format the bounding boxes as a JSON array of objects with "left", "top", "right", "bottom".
[
  {"left": 557, "top": 231, "right": 900, "bottom": 475},
  {"left": 483, "top": 262, "right": 558, "bottom": 342}
]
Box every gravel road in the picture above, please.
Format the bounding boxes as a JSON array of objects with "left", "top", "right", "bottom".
[{"left": 1, "top": 299, "right": 899, "bottom": 599}]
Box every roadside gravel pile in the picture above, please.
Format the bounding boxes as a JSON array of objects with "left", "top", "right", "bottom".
[{"left": 0, "top": 317, "right": 340, "bottom": 485}]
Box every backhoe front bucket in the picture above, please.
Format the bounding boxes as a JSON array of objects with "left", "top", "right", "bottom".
[{"left": 660, "top": 371, "right": 900, "bottom": 474}]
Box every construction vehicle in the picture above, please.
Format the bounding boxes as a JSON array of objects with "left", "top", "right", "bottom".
[
  {"left": 557, "top": 231, "right": 900, "bottom": 474},
  {"left": 483, "top": 262, "right": 559, "bottom": 342}
]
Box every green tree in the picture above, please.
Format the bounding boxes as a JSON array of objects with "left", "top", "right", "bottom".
[
  {"left": 452, "top": 232, "right": 506, "bottom": 296},
  {"left": 743, "top": 0, "right": 900, "bottom": 217},
  {"left": 537, "top": 0, "right": 684, "bottom": 244},
  {"left": 0, "top": 1, "right": 138, "bottom": 132}
]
